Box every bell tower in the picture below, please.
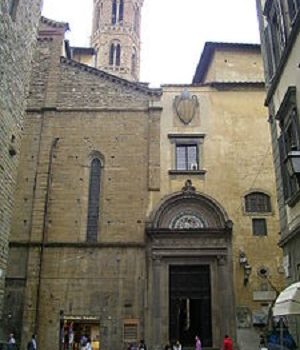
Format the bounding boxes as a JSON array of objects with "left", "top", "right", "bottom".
[{"left": 91, "top": 0, "right": 143, "bottom": 82}]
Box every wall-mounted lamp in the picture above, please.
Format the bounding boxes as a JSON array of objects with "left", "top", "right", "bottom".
[
  {"left": 239, "top": 250, "right": 252, "bottom": 286},
  {"left": 285, "top": 150, "right": 300, "bottom": 177}
]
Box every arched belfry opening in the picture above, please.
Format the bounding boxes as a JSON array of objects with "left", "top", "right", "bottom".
[{"left": 146, "top": 180, "right": 236, "bottom": 350}]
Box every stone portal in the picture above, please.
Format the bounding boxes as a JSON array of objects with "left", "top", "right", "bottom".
[
  {"left": 169, "top": 265, "right": 212, "bottom": 347},
  {"left": 146, "top": 181, "right": 236, "bottom": 349}
]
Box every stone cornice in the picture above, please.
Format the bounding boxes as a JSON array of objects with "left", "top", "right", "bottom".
[
  {"left": 146, "top": 228, "right": 232, "bottom": 237},
  {"left": 26, "top": 106, "right": 162, "bottom": 113},
  {"left": 40, "top": 16, "right": 70, "bottom": 31},
  {"left": 9, "top": 241, "right": 145, "bottom": 248},
  {"left": 278, "top": 222, "right": 300, "bottom": 247}
]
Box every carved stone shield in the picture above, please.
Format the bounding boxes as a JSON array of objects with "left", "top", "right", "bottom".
[{"left": 174, "top": 89, "right": 199, "bottom": 125}]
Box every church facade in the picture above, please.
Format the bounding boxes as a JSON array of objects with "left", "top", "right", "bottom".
[{"left": 3, "top": 2, "right": 284, "bottom": 350}]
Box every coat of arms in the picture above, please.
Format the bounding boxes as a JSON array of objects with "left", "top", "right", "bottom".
[{"left": 174, "top": 89, "right": 199, "bottom": 125}]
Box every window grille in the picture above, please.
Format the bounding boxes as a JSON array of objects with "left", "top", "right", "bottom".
[
  {"left": 245, "top": 193, "right": 271, "bottom": 213},
  {"left": 123, "top": 322, "right": 138, "bottom": 343},
  {"left": 252, "top": 218, "right": 267, "bottom": 236}
]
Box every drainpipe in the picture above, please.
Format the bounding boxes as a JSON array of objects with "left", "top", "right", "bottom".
[{"left": 34, "top": 137, "right": 59, "bottom": 335}]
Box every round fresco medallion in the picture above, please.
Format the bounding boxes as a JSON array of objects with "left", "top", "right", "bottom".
[{"left": 169, "top": 212, "right": 206, "bottom": 229}]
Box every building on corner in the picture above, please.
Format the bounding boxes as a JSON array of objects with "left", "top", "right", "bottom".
[
  {"left": 0, "top": 0, "right": 42, "bottom": 341},
  {"left": 256, "top": 0, "right": 300, "bottom": 343}
]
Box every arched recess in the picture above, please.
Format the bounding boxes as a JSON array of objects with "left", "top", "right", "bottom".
[{"left": 147, "top": 180, "right": 232, "bottom": 230}]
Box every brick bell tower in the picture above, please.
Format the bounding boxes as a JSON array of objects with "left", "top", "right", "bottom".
[{"left": 91, "top": 0, "right": 143, "bottom": 81}]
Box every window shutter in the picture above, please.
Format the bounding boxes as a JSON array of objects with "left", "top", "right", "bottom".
[
  {"left": 278, "top": 133, "right": 290, "bottom": 200},
  {"left": 288, "top": 0, "right": 296, "bottom": 20},
  {"left": 264, "top": 25, "right": 274, "bottom": 79}
]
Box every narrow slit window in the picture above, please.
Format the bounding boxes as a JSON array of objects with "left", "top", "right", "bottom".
[
  {"left": 87, "top": 158, "right": 101, "bottom": 242},
  {"left": 109, "top": 43, "right": 115, "bottom": 65},
  {"left": 119, "top": 0, "right": 124, "bottom": 23},
  {"left": 112, "top": 0, "right": 117, "bottom": 25},
  {"left": 116, "top": 44, "right": 121, "bottom": 66}
]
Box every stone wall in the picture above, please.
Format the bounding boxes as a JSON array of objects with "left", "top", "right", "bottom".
[
  {"left": 0, "top": 0, "right": 42, "bottom": 332},
  {"left": 5, "top": 21, "right": 161, "bottom": 349}
]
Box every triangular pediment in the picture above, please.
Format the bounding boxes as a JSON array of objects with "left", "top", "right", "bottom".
[{"left": 58, "top": 57, "right": 162, "bottom": 109}]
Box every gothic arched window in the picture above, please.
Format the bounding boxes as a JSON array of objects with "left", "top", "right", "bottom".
[
  {"left": 119, "top": 0, "right": 124, "bottom": 23},
  {"left": 87, "top": 158, "right": 102, "bottom": 242},
  {"left": 112, "top": 0, "right": 117, "bottom": 25}
]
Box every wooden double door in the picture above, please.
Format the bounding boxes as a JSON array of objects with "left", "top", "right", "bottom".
[{"left": 169, "top": 265, "right": 212, "bottom": 347}]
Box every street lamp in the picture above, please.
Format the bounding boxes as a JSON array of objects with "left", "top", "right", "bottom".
[{"left": 285, "top": 150, "right": 300, "bottom": 177}]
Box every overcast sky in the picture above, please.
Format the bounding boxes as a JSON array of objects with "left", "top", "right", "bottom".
[{"left": 42, "top": 0, "right": 260, "bottom": 87}]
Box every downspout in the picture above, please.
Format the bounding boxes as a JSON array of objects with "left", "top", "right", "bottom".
[{"left": 34, "top": 137, "right": 60, "bottom": 335}]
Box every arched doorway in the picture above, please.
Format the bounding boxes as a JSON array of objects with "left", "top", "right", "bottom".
[{"left": 146, "top": 180, "right": 236, "bottom": 349}]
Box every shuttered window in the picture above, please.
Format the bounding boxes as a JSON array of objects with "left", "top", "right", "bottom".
[
  {"left": 264, "top": 0, "right": 287, "bottom": 73},
  {"left": 277, "top": 88, "right": 300, "bottom": 202},
  {"left": 287, "top": 0, "right": 300, "bottom": 21}
]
